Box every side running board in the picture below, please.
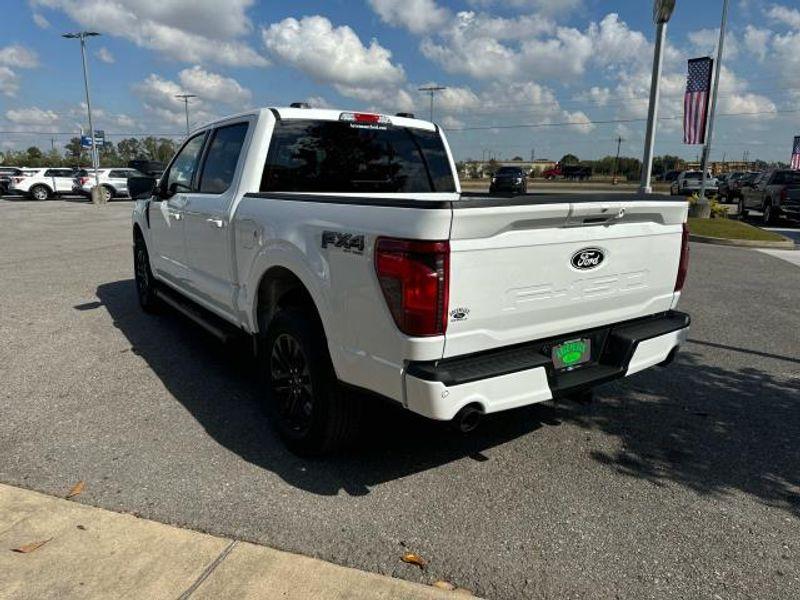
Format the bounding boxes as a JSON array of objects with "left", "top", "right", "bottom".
[{"left": 154, "top": 286, "right": 241, "bottom": 344}]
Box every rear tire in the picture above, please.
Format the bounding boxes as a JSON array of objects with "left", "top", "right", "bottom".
[
  {"left": 100, "top": 185, "right": 113, "bottom": 203},
  {"left": 30, "top": 185, "right": 49, "bottom": 201},
  {"left": 261, "top": 308, "right": 361, "bottom": 456},
  {"left": 763, "top": 202, "right": 776, "bottom": 226}
]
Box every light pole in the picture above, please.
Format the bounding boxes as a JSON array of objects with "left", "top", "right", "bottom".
[
  {"left": 639, "top": 0, "right": 676, "bottom": 194},
  {"left": 175, "top": 93, "right": 197, "bottom": 136},
  {"left": 63, "top": 31, "right": 100, "bottom": 190},
  {"left": 418, "top": 85, "right": 446, "bottom": 122},
  {"left": 697, "top": 0, "right": 729, "bottom": 211}
]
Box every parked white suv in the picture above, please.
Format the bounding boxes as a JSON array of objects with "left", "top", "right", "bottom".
[
  {"left": 670, "top": 170, "right": 718, "bottom": 197},
  {"left": 9, "top": 167, "right": 77, "bottom": 200},
  {"left": 130, "top": 106, "right": 691, "bottom": 455},
  {"left": 75, "top": 168, "right": 146, "bottom": 201}
]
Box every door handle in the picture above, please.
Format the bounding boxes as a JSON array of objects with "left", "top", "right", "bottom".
[{"left": 206, "top": 217, "right": 225, "bottom": 228}]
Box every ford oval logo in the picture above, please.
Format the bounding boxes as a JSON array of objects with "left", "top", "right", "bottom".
[{"left": 571, "top": 248, "right": 605, "bottom": 270}]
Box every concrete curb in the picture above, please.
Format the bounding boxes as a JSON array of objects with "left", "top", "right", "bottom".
[
  {"left": 689, "top": 233, "right": 796, "bottom": 250},
  {"left": 0, "top": 484, "right": 474, "bottom": 600}
]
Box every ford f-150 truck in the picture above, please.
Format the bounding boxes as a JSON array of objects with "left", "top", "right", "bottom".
[{"left": 129, "top": 107, "right": 690, "bottom": 455}]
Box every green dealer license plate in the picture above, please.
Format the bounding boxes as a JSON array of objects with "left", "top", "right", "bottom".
[{"left": 551, "top": 338, "right": 591, "bottom": 370}]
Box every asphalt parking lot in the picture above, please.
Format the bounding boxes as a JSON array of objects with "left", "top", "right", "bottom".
[{"left": 1, "top": 197, "right": 799, "bottom": 599}]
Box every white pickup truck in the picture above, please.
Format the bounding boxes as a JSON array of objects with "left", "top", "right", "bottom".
[{"left": 130, "top": 106, "right": 690, "bottom": 455}]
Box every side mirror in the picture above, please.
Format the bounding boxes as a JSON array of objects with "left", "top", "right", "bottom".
[{"left": 128, "top": 176, "right": 157, "bottom": 200}]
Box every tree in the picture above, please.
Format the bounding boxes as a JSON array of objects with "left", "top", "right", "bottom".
[
  {"left": 64, "top": 137, "right": 87, "bottom": 166},
  {"left": 117, "top": 138, "right": 143, "bottom": 163},
  {"left": 511, "top": 156, "right": 524, "bottom": 162},
  {"left": 559, "top": 154, "right": 579, "bottom": 165}
]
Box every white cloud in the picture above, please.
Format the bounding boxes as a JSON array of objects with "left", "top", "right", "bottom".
[
  {"left": 32, "top": 13, "right": 51, "bottom": 29},
  {"left": 687, "top": 28, "right": 738, "bottom": 59},
  {"left": 96, "top": 47, "right": 115, "bottom": 64},
  {"left": 766, "top": 4, "right": 800, "bottom": 29},
  {"left": 368, "top": 0, "right": 449, "bottom": 34},
  {"left": 743, "top": 26, "right": 772, "bottom": 61},
  {"left": 576, "top": 86, "right": 612, "bottom": 107},
  {"left": 421, "top": 12, "right": 649, "bottom": 82},
  {"left": 0, "top": 45, "right": 39, "bottom": 96},
  {"left": 467, "top": 0, "right": 582, "bottom": 15},
  {"left": 263, "top": 16, "right": 405, "bottom": 89},
  {"left": 262, "top": 15, "right": 409, "bottom": 109},
  {"left": 31, "top": 0, "right": 267, "bottom": 67},
  {"left": 134, "top": 73, "right": 217, "bottom": 128},
  {"left": 5, "top": 107, "right": 60, "bottom": 125},
  {"left": 0, "top": 67, "right": 20, "bottom": 97},
  {"left": 178, "top": 66, "right": 252, "bottom": 107},
  {"left": 0, "top": 45, "right": 39, "bottom": 69}
]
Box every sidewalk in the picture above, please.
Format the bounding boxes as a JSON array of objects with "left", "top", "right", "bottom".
[{"left": 0, "top": 484, "right": 470, "bottom": 599}]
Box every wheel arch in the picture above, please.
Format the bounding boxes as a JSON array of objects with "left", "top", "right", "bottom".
[{"left": 254, "top": 266, "right": 325, "bottom": 336}]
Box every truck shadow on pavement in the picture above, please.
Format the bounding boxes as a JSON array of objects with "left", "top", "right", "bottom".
[
  {"left": 96, "top": 279, "right": 556, "bottom": 497},
  {"left": 563, "top": 349, "right": 800, "bottom": 517},
  {"left": 96, "top": 279, "right": 800, "bottom": 510}
]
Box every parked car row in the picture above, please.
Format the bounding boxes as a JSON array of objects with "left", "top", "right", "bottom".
[
  {"left": 0, "top": 166, "right": 153, "bottom": 201},
  {"left": 738, "top": 169, "right": 800, "bottom": 225}
]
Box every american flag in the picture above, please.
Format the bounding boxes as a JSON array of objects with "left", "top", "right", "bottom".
[
  {"left": 792, "top": 136, "right": 800, "bottom": 170},
  {"left": 684, "top": 57, "right": 713, "bottom": 145}
]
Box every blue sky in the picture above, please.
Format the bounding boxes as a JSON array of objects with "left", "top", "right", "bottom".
[{"left": 1, "top": 0, "right": 799, "bottom": 163}]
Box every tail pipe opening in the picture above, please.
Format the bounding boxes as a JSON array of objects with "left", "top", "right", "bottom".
[{"left": 451, "top": 404, "right": 484, "bottom": 434}]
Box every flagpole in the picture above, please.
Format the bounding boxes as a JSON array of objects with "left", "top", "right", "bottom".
[{"left": 698, "top": 0, "right": 729, "bottom": 212}]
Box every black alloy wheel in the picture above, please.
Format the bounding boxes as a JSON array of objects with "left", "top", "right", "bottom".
[{"left": 270, "top": 333, "right": 314, "bottom": 437}]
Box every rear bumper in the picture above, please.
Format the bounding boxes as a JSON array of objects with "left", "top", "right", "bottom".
[{"left": 404, "top": 311, "right": 690, "bottom": 420}]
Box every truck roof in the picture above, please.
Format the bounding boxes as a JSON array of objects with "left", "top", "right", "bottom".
[{"left": 199, "top": 107, "right": 437, "bottom": 133}]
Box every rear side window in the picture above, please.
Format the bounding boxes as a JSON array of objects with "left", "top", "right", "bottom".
[
  {"left": 199, "top": 122, "right": 249, "bottom": 194},
  {"left": 261, "top": 119, "right": 456, "bottom": 193}
]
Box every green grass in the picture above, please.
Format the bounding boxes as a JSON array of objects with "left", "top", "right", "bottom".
[{"left": 687, "top": 217, "right": 786, "bottom": 242}]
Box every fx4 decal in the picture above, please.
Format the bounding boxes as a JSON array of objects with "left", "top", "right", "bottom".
[{"left": 322, "top": 231, "right": 365, "bottom": 254}]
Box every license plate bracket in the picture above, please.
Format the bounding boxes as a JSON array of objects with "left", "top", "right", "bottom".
[{"left": 551, "top": 338, "right": 592, "bottom": 370}]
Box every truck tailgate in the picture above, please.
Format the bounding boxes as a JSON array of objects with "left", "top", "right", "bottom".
[{"left": 444, "top": 196, "right": 688, "bottom": 358}]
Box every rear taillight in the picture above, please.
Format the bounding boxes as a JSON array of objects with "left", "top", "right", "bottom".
[
  {"left": 780, "top": 187, "right": 788, "bottom": 202},
  {"left": 374, "top": 238, "right": 449, "bottom": 336},
  {"left": 79, "top": 177, "right": 89, "bottom": 185},
  {"left": 675, "top": 222, "right": 690, "bottom": 292},
  {"left": 340, "top": 112, "right": 392, "bottom": 125}
]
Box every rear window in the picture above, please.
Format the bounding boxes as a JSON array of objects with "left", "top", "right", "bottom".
[
  {"left": 774, "top": 171, "right": 800, "bottom": 185},
  {"left": 496, "top": 167, "right": 522, "bottom": 175},
  {"left": 261, "top": 119, "right": 455, "bottom": 193},
  {"left": 685, "top": 172, "right": 702, "bottom": 180}
]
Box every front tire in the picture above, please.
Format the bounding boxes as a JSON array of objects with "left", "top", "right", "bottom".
[
  {"left": 30, "top": 185, "right": 49, "bottom": 201},
  {"left": 133, "top": 234, "right": 159, "bottom": 313},
  {"left": 261, "top": 308, "right": 361, "bottom": 456}
]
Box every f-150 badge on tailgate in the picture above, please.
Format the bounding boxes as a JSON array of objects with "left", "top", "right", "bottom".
[
  {"left": 571, "top": 248, "right": 605, "bottom": 270},
  {"left": 321, "top": 231, "right": 365, "bottom": 254}
]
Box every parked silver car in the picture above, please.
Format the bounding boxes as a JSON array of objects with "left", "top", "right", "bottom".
[
  {"left": 670, "top": 170, "right": 718, "bottom": 197},
  {"left": 74, "top": 168, "right": 146, "bottom": 201}
]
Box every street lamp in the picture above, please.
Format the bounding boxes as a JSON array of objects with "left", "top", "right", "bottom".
[
  {"left": 175, "top": 93, "right": 198, "bottom": 136},
  {"left": 63, "top": 31, "right": 101, "bottom": 193},
  {"left": 639, "top": 0, "right": 676, "bottom": 194},
  {"left": 418, "top": 85, "right": 447, "bottom": 122}
]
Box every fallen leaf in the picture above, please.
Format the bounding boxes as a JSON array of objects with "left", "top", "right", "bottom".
[
  {"left": 401, "top": 551, "right": 427, "bottom": 569},
  {"left": 76, "top": 525, "right": 87, "bottom": 531},
  {"left": 432, "top": 580, "right": 456, "bottom": 591},
  {"left": 12, "top": 539, "right": 52, "bottom": 554},
  {"left": 66, "top": 481, "right": 85, "bottom": 499}
]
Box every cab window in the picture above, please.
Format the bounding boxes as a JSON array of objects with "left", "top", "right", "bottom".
[{"left": 163, "top": 133, "right": 206, "bottom": 195}]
